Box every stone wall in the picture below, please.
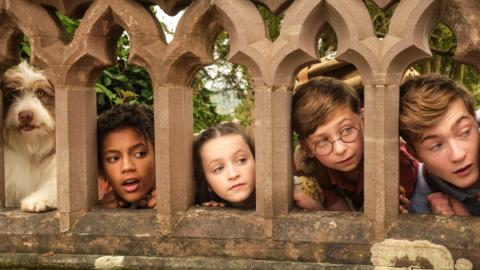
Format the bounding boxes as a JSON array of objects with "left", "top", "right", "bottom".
[{"left": 0, "top": 0, "right": 479, "bottom": 268}]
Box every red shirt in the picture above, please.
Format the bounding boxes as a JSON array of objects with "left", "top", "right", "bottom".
[{"left": 323, "top": 145, "right": 418, "bottom": 210}]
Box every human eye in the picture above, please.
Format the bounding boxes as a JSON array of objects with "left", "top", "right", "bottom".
[
  {"left": 134, "top": 150, "right": 147, "bottom": 158},
  {"left": 105, "top": 155, "right": 119, "bottom": 163},
  {"left": 459, "top": 127, "right": 472, "bottom": 139},
  {"left": 428, "top": 143, "right": 443, "bottom": 152},
  {"left": 235, "top": 157, "right": 248, "bottom": 165},
  {"left": 341, "top": 126, "right": 354, "bottom": 135},
  {"left": 212, "top": 165, "right": 224, "bottom": 174},
  {"left": 316, "top": 138, "right": 330, "bottom": 146}
]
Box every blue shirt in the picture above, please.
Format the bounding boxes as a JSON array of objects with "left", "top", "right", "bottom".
[{"left": 409, "top": 164, "right": 480, "bottom": 215}]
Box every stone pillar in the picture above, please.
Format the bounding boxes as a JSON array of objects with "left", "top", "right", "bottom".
[
  {"left": 56, "top": 83, "right": 97, "bottom": 232},
  {"left": 155, "top": 85, "right": 194, "bottom": 234},
  {"left": 255, "top": 85, "right": 293, "bottom": 219},
  {"left": 363, "top": 84, "right": 399, "bottom": 239}
]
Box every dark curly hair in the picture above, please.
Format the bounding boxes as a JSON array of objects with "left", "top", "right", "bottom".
[
  {"left": 193, "top": 122, "right": 255, "bottom": 206},
  {"left": 97, "top": 104, "right": 154, "bottom": 174}
]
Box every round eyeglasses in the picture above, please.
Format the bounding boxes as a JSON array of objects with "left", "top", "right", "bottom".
[{"left": 314, "top": 126, "right": 360, "bottom": 156}]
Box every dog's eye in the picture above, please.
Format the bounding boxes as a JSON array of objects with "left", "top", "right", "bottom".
[
  {"left": 36, "top": 89, "right": 46, "bottom": 97},
  {"left": 9, "top": 90, "right": 21, "bottom": 98}
]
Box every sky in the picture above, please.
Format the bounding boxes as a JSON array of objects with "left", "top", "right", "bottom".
[{"left": 154, "top": 7, "right": 183, "bottom": 43}]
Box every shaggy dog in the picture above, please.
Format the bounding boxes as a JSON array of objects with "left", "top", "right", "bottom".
[{"left": 1, "top": 62, "right": 57, "bottom": 212}]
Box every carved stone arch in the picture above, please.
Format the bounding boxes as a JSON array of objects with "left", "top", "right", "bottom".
[
  {"left": 381, "top": 0, "right": 440, "bottom": 85},
  {"left": 159, "top": 0, "right": 220, "bottom": 86},
  {"left": 270, "top": 0, "right": 375, "bottom": 86},
  {"left": 108, "top": 0, "right": 166, "bottom": 83},
  {"left": 63, "top": 0, "right": 165, "bottom": 86},
  {"left": 209, "top": 0, "right": 272, "bottom": 86},
  {"left": 0, "top": 10, "right": 23, "bottom": 74},
  {"left": 62, "top": 4, "right": 121, "bottom": 86},
  {"left": 162, "top": 0, "right": 271, "bottom": 87},
  {"left": 441, "top": 0, "right": 480, "bottom": 72},
  {"left": 33, "top": 0, "right": 93, "bottom": 18},
  {"left": 5, "top": 0, "right": 68, "bottom": 70},
  {"left": 269, "top": 0, "right": 324, "bottom": 86},
  {"left": 319, "top": 0, "right": 377, "bottom": 84}
]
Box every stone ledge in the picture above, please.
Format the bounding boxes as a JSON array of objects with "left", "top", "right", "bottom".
[{"left": 0, "top": 253, "right": 373, "bottom": 270}]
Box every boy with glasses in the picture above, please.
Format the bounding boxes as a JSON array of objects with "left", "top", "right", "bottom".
[
  {"left": 400, "top": 74, "right": 480, "bottom": 216},
  {"left": 292, "top": 77, "right": 417, "bottom": 211}
]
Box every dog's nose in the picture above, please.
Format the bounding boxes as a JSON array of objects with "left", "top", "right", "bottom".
[{"left": 18, "top": 110, "right": 33, "bottom": 123}]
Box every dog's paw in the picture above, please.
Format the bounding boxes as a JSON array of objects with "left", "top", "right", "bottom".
[{"left": 20, "top": 196, "right": 53, "bottom": 213}]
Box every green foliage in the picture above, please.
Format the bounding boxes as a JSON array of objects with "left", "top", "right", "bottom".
[
  {"left": 20, "top": 36, "right": 30, "bottom": 59},
  {"left": 192, "top": 30, "right": 254, "bottom": 132},
  {"left": 94, "top": 27, "right": 153, "bottom": 113},
  {"left": 55, "top": 11, "right": 80, "bottom": 39},
  {"left": 96, "top": 61, "right": 153, "bottom": 113},
  {"left": 363, "top": 0, "right": 399, "bottom": 37},
  {"left": 318, "top": 25, "right": 337, "bottom": 58},
  {"left": 257, "top": 5, "right": 283, "bottom": 41},
  {"left": 192, "top": 74, "right": 230, "bottom": 132}
]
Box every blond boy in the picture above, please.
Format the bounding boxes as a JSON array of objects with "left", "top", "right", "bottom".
[{"left": 400, "top": 74, "right": 480, "bottom": 216}]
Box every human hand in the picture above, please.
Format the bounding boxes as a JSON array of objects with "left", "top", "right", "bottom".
[
  {"left": 98, "top": 190, "right": 121, "bottom": 208},
  {"left": 294, "top": 191, "right": 324, "bottom": 211},
  {"left": 146, "top": 190, "right": 156, "bottom": 208},
  {"left": 399, "top": 186, "right": 410, "bottom": 214},
  {"left": 201, "top": 201, "right": 225, "bottom": 207},
  {"left": 427, "top": 192, "right": 470, "bottom": 216}
]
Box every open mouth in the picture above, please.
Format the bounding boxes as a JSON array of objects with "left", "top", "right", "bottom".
[
  {"left": 229, "top": 183, "right": 245, "bottom": 190},
  {"left": 122, "top": 179, "right": 140, "bottom": 193},
  {"left": 453, "top": 164, "right": 472, "bottom": 177}
]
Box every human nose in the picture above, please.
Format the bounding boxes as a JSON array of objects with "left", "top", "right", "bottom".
[
  {"left": 449, "top": 141, "right": 466, "bottom": 163},
  {"left": 332, "top": 139, "right": 347, "bottom": 155},
  {"left": 121, "top": 157, "right": 135, "bottom": 173},
  {"left": 227, "top": 163, "right": 240, "bottom": 180}
]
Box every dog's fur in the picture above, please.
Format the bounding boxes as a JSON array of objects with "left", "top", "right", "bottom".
[{"left": 1, "top": 62, "right": 57, "bottom": 212}]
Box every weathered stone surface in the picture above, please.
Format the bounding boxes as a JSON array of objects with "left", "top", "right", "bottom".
[
  {"left": 441, "top": 0, "right": 480, "bottom": 72},
  {"left": 371, "top": 239, "right": 455, "bottom": 269},
  {"left": 31, "top": 0, "right": 92, "bottom": 18},
  {"left": 0, "top": 0, "right": 480, "bottom": 267},
  {"left": 0, "top": 253, "right": 375, "bottom": 270}
]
